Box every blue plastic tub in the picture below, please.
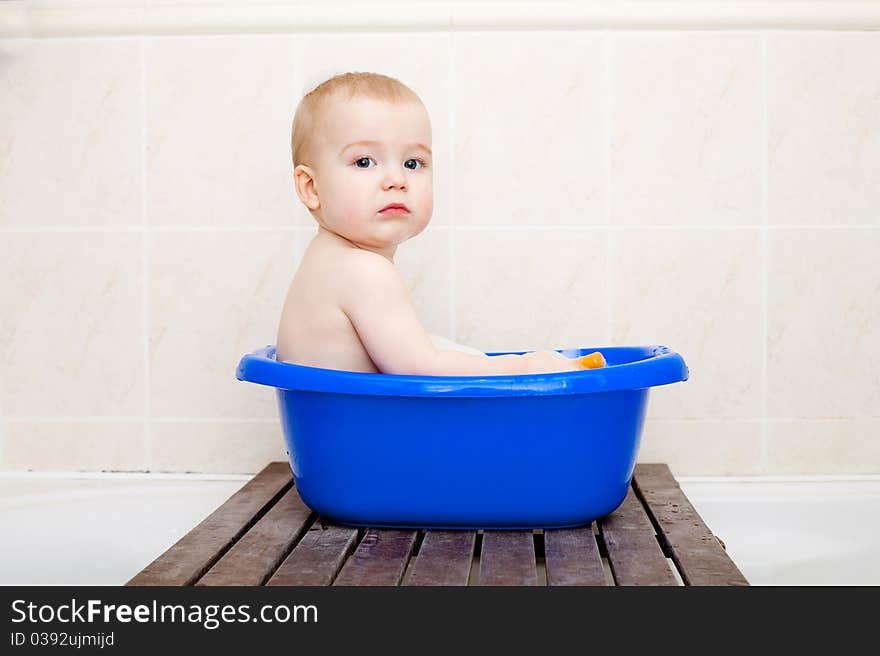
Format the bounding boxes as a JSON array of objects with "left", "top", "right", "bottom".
[{"left": 236, "top": 345, "right": 688, "bottom": 529}]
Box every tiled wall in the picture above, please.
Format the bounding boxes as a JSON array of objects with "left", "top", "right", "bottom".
[{"left": 1, "top": 24, "right": 878, "bottom": 476}]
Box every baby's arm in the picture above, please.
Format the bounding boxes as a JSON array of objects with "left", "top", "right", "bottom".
[{"left": 340, "top": 253, "right": 577, "bottom": 376}]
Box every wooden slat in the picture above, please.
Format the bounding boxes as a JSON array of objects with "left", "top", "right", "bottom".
[
  {"left": 267, "top": 521, "right": 359, "bottom": 586},
  {"left": 406, "top": 531, "right": 476, "bottom": 586},
  {"left": 602, "top": 485, "right": 656, "bottom": 531},
  {"left": 544, "top": 527, "right": 607, "bottom": 586},
  {"left": 127, "top": 460, "right": 748, "bottom": 588},
  {"left": 196, "top": 486, "right": 314, "bottom": 586},
  {"left": 127, "top": 462, "right": 292, "bottom": 586},
  {"left": 599, "top": 486, "right": 678, "bottom": 586},
  {"left": 479, "top": 531, "right": 537, "bottom": 586},
  {"left": 633, "top": 463, "right": 749, "bottom": 586},
  {"left": 333, "top": 529, "right": 418, "bottom": 586}
]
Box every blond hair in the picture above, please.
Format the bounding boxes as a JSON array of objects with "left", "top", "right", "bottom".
[{"left": 291, "top": 72, "right": 423, "bottom": 169}]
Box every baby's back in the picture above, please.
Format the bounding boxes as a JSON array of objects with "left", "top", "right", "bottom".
[{"left": 276, "top": 234, "right": 380, "bottom": 373}]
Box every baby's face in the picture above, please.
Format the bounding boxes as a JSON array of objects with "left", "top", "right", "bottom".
[{"left": 308, "top": 95, "right": 433, "bottom": 255}]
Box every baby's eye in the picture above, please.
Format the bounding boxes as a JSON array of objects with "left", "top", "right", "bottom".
[
  {"left": 404, "top": 158, "right": 427, "bottom": 170},
  {"left": 354, "top": 157, "right": 375, "bottom": 168}
]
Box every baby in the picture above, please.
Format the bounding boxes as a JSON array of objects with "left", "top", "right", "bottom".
[{"left": 276, "top": 72, "right": 580, "bottom": 376}]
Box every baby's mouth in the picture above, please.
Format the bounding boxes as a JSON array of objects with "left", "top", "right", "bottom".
[{"left": 379, "top": 203, "right": 410, "bottom": 216}]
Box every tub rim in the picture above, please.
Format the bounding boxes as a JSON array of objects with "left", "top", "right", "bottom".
[{"left": 236, "top": 345, "right": 688, "bottom": 397}]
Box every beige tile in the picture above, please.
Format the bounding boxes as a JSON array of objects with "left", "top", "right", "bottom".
[
  {"left": 0, "top": 38, "right": 141, "bottom": 228},
  {"left": 611, "top": 229, "right": 762, "bottom": 419},
  {"left": 149, "top": 230, "right": 297, "bottom": 418},
  {"left": 768, "top": 33, "right": 880, "bottom": 226},
  {"left": 292, "top": 32, "right": 452, "bottom": 226},
  {"left": 149, "top": 420, "right": 287, "bottom": 474},
  {"left": 395, "top": 227, "right": 452, "bottom": 337},
  {"left": 612, "top": 33, "right": 762, "bottom": 226},
  {"left": 453, "top": 32, "right": 605, "bottom": 227},
  {"left": 0, "top": 421, "right": 147, "bottom": 472},
  {"left": 146, "top": 35, "right": 297, "bottom": 227},
  {"left": 767, "top": 229, "right": 880, "bottom": 418},
  {"left": 454, "top": 229, "right": 608, "bottom": 352},
  {"left": 637, "top": 420, "right": 763, "bottom": 477},
  {"left": 0, "top": 232, "right": 145, "bottom": 416},
  {"left": 767, "top": 420, "right": 880, "bottom": 475}
]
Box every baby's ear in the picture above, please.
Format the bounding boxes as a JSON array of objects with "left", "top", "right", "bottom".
[{"left": 293, "top": 165, "right": 320, "bottom": 211}]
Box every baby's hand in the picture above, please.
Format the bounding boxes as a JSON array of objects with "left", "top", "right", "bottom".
[{"left": 519, "top": 350, "right": 581, "bottom": 374}]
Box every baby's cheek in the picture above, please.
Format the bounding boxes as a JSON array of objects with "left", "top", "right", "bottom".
[
  {"left": 418, "top": 191, "right": 434, "bottom": 221},
  {"left": 410, "top": 211, "right": 432, "bottom": 239},
  {"left": 328, "top": 179, "right": 361, "bottom": 216},
  {"left": 413, "top": 199, "right": 432, "bottom": 229},
  {"left": 336, "top": 196, "right": 366, "bottom": 226},
  {"left": 341, "top": 199, "right": 361, "bottom": 222},
  {"left": 341, "top": 213, "right": 365, "bottom": 236}
]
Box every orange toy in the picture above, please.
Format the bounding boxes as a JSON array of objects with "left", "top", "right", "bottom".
[{"left": 576, "top": 351, "right": 606, "bottom": 369}]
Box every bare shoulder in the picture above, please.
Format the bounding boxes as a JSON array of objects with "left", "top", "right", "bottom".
[
  {"left": 336, "top": 250, "right": 407, "bottom": 309},
  {"left": 347, "top": 248, "right": 398, "bottom": 275},
  {"left": 342, "top": 248, "right": 401, "bottom": 281}
]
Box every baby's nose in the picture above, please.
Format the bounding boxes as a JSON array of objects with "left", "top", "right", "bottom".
[{"left": 382, "top": 169, "right": 407, "bottom": 190}]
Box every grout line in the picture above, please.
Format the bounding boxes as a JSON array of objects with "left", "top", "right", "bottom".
[
  {"left": 449, "top": 29, "right": 457, "bottom": 339},
  {"left": 443, "top": 224, "right": 880, "bottom": 231},
  {"left": 0, "top": 471, "right": 253, "bottom": 481},
  {"left": 3, "top": 469, "right": 877, "bottom": 484},
  {"left": 447, "top": 221, "right": 455, "bottom": 338},
  {"left": 760, "top": 31, "right": 769, "bottom": 475},
  {"left": 4, "top": 417, "right": 280, "bottom": 423},
  {"left": 1, "top": 224, "right": 876, "bottom": 233},
  {"left": 646, "top": 417, "right": 880, "bottom": 423},
  {"left": 0, "top": 226, "right": 300, "bottom": 233},
  {"left": 141, "top": 34, "right": 152, "bottom": 471},
  {"left": 289, "top": 33, "right": 301, "bottom": 263},
  {"left": 6, "top": 416, "right": 876, "bottom": 423},
  {"left": 446, "top": 224, "right": 880, "bottom": 230},
  {"left": 289, "top": 19, "right": 303, "bottom": 276},
  {"left": 677, "top": 473, "right": 880, "bottom": 484},
  {"left": 604, "top": 30, "right": 613, "bottom": 345}
]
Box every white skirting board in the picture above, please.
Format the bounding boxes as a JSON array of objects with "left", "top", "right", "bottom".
[{"left": 1, "top": 471, "right": 879, "bottom": 585}]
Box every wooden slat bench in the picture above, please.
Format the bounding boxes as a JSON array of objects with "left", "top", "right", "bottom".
[{"left": 127, "top": 463, "right": 748, "bottom": 586}]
